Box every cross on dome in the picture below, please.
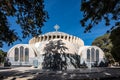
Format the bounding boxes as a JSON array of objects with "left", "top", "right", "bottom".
[{"left": 54, "top": 24, "right": 60, "bottom": 31}]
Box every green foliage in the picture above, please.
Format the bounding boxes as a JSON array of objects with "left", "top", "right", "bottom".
[
  {"left": 43, "top": 40, "right": 68, "bottom": 70},
  {"left": 110, "top": 26, "right": 120, "bottom": 62},
  {"left": 80, "top": 0, "right": 120, "bottom": 33},
  {"left": 92, "top": 27, "right": 120, "bottom": 62},
  {"left": 0, "top": 49, "right": 7, "bottom": 63},
  {"left": 0, "top": 0, "right": 48, "bottom": 47},
  {"left": 92, "top": 34, "right": 114, "bottom": 63}
]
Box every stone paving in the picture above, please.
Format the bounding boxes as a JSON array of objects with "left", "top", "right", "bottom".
[
  {"left": 0, "top": 67, "right": 120, "bottom": 80},
  {"left": 0, "top": 67, "right": 39, "bottom": 80}
]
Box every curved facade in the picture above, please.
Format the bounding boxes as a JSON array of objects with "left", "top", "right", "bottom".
[
  {"left": 78, "top": 46, "right": 105, "bottom": 67},
  {"left": 7, "top": 26, "right": 106, "bottom": 69},
  {"left": 7, "top": 44, "right": 37, "bottom": 65}
]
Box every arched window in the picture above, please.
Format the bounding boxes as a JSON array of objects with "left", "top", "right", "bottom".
[
  {"left": 61, "top": 36, "right": 63, "bottom": 39},
  {"left": 65, "top": 36, "right": 67, "bottom": 40},
  {"left": 57, "top": 35, "right": 60, "bottom": 38},
  {"left": 69, "top": 36, "right": 71, "bottom": 41},
  {"left": 87, "top": 49, "right": 90, "bottom": 62},
  {"left": 25, "top": 48, "right": 29, "bottom": 62},
  {"left": 96, "top": 49, "right": 99, "bottom": 62},
  {"left": 53, "top": 35, "right": 56, "bottom": 39},
  {"left": 49, "top": 36, "right": 51, "bottom": 40},
  {"left": 20, "top": 46, "right": 24, "bottom": 61},
  {"left": 44, "top": 36, "right": 47, "bottom": 41},
  {"left": 14, "top": 48, "right": 19, "bottom": 61},
  {"left": 91, "top": 48, "right": 95, "bottom": 62},
  {"left": 41, "top": 36, "right": 43, "bottom": 41}
]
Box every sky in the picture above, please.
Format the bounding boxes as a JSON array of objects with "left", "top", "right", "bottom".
[{"left": 1, "top": 0, "right": 112, "bottom": 52}]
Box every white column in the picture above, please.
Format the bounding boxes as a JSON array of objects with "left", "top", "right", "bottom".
[
  {"left": 73, "top": 36, "right": 76, "bottom": 43},
  {"left": 51, "top": 35, "right": 53, "bottom": 40},
  {"left": 67, "top": 36, "right": 69, "bottom": 40},
  {"left": 63, "top": 35, "right": 65, "bottom": 40}
]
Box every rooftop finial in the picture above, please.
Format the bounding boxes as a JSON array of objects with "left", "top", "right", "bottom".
[{"left": 54, "top": 24, "right": 60, "bottom": 31}]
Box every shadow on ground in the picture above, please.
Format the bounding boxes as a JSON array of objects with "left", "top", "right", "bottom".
[{"left": 0, "top": 67, "right": 120, "bottom": 80}]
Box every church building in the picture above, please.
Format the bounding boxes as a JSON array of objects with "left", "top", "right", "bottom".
[{"left": 7, "top": 25, "right": 106, "bottom": 69}]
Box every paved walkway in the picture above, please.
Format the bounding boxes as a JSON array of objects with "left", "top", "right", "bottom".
[
  {"left": 0, "top": 67, "right": 40, "bottom": 80},
  {"left": 0, "top": 67, "right": 120, "bottom": 80},
  {"left": 33, "top": 67, "right": 120, "bottom": 80}
]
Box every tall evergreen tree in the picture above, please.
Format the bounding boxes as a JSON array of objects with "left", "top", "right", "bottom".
[
  {"left": 110, "top": 26, "right": 120, "bottom": 62},
  {"left": 92, "top": 34, "right": 114, "bottom": 64}
]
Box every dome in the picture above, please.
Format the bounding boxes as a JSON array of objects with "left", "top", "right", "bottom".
[{"left": 29, "top": 31, "right": 84, "bottom": 46}]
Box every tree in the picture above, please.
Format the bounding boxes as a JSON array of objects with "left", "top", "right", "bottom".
[
  {"left": 0, "top": 0, "right": 48, "bottom": 47},
  {"left": 0, "top": 49, "right": 7, "bottom": 64},
  {"left": 92, "top": 34, "right": 114, "bottom": 64},
  {"left": 80, "top": 0, "right": 120, "bottom": 33},
  {"left": 43, "top": 40, "right": 68, "bottom": 70},
  {"left": 110, "top": 26, "right": 120, "bottom": 62}
]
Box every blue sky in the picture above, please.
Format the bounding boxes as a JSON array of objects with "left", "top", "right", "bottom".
[{"left": 1, "top": 0, "right": 111, "bottom": 52}]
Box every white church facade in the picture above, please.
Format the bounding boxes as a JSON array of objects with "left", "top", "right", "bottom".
[{"left": 7, "top": 25, "right": 106, "bottom": 69}]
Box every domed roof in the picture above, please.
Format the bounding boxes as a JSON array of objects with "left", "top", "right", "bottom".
[{"left": 29, "top": 25, "right": 84, "bottom": 46}]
